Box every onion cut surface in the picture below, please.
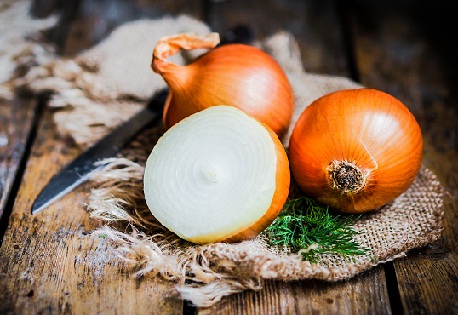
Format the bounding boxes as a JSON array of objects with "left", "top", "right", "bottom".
[{"left": 144, "top": 106, "right": 290, "bottom": 244}]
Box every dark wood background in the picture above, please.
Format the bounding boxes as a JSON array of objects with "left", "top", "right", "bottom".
[{"left": 0, "top": 0, "right": 457, "bottom": 313}]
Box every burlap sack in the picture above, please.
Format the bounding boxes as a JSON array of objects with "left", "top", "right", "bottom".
[
  {"left": 0, "top": 0, "right": 56, "bottom": 98},
  {"left": 11, "top": 15, "right": 444, "bottom": 307}
]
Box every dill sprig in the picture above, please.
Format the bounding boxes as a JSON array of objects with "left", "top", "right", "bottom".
[{"left": 264, "top": 197, "right": 370, "bottom": 262}]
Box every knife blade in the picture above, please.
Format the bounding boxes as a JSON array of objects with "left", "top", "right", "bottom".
[{"left": 31, "top": 89, "right": 168, "bottom": 214}]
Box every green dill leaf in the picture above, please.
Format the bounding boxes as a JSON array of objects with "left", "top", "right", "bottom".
[{"left": 264, "top": 197, "right": 370, "bottom": 262}]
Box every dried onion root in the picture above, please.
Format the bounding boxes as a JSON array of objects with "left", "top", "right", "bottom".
[{"left": 144, "top": 106, "right": 290, "bottom": 244}]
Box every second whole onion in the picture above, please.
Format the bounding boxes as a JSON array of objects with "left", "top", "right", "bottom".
[
  {"left": 289, "top": 89, "right": 423, "bottom": 214},
  {"left": 151, "top": 33, "right": 295, "bottom": 139}
]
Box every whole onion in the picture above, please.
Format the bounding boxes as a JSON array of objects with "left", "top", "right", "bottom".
[
  {"left": 151, "top": 33, "right": 294, "bottom": 138},
  {"left": 289, "top": 89, "right": 423, "bottom": 214}
]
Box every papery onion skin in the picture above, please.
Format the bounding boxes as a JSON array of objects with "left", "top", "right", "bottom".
[
  {"left": 289, "top": 89, "right": 423, "bottom": 214},
  {"left": 152, "top": 33, "right": 294, "bottom": 139}
]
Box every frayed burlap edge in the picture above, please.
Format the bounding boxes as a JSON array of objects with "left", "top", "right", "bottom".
[
  {"left": 12, "top": 16, "right": 213, "bottom": 148},
  {"left": 0, "top": 0, "right": 57, "bottom": 99},
  {"left": 86, "top": 130, "right": 444, "bottom": 307}
]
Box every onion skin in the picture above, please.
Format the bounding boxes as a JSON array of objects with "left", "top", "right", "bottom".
[
  {"left": 152, "top": 33, "right": 294, "bottom": 139},
  {"left": 222, "top": 123, "right": 290, "bottom": 243},
  {"left": 289, "top": 89, "right": 423, "bottom": 214}
]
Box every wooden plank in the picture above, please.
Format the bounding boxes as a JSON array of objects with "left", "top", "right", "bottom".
[
  {"left": 0, "top": 96, "right": 38, "bottom": 220},
  {"left": 348, "top": 0, "right": 458, "bottom": 313},
  {"left": 199, "top": 270, "right": 391, "bottom": 314},
  {"left": 0, "top": 106, "right": 183, "bottom": 314},
  {"left": 206, "top": 0, "right": 349, "bottom": 76},
  {"left": 198, "top": 1, "right": 392, "bottom": 313}
]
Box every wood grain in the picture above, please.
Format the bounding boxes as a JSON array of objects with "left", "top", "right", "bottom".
[
  {"left": 0, "top": 107, "right": 183, "bottom": 314},
  {"left": 0, "top": 97, "right": 38, "bottom": 220},
  {"left": 348, "top": 1, "right": 458, "bottom": 313},
  {"left": 199, "top": 270, "right": 391, "bottom": 315}
]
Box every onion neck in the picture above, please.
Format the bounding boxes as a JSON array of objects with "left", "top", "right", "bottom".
[
  {"left": 327, "top": 160, "right": 366, "bottom": 194},
  {"left": 151, "top": 33, "right": 220, "bottom": 92},
  {"left": 152, "top": 59, "right": 190, "bottom": 90}
]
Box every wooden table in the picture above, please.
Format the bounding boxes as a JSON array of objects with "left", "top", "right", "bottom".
[{"left": 1, "top": 0, "right": 457, "bottom": 313}]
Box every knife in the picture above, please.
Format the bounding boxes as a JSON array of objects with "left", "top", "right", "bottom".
[
  {"left": 31, "top": 88, "right": 168, "bottom": 214},
  {"left": 31, "top": 25, "right": 254, "bottom": 215}
]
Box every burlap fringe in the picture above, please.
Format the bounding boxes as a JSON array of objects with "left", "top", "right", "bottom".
[
  {"left": 89, "top": 158, "right": 271, "bottom": 306},
  {"left": 87, "top": 156, "right": 444, "bottom": 307},
  {"left": 0, "top": 0, "right": 57, "bottom": 99},
  {"left": 13, "top": 16, "right": 213, "bottom": 148}
]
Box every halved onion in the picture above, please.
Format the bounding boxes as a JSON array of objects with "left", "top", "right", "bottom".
[{"left": 144, "top": 106, "right": 290, "bottom": 244}]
